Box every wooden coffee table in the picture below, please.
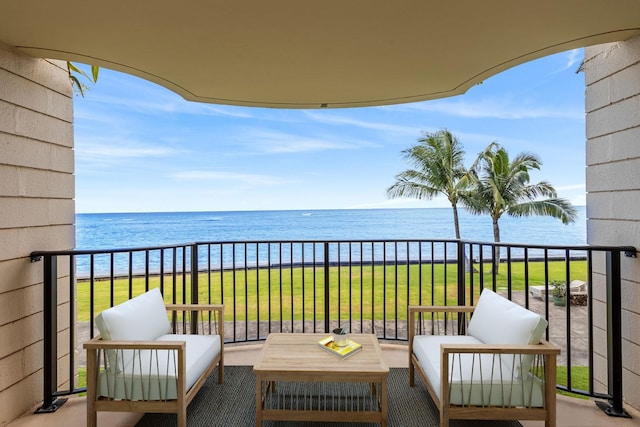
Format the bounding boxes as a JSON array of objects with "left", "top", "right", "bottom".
[{"left": 254, "top": 333, "right": 389, "bottom": 426}]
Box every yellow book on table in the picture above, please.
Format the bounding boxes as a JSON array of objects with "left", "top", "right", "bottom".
[{"left": 318, "top": 336, "right": 362, "bottom": 359}]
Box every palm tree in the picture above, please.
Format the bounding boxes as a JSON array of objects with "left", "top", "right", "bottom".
[
  {"left": 386, "top": 130, "right": 469, "bottom": 239},
  {"left": 464, "top": 144, "right": 578, "bottom": 273}
]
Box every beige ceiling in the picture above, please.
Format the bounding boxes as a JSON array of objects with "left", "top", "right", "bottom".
[{"left": 1, "top": 1, "right": 639, "bottom": 108}]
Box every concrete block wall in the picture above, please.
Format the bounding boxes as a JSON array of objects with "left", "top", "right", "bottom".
[
  {"left": 585, "top": 34, "right": 640, "bottom": 411},
  {"left": 0, "top": 45, "right": 75, "bottom": 425}
]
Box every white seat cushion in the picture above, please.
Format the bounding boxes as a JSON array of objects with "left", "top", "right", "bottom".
[
  {"left": 467, "top": 289, "right": 547, "bottom": 377},
  {"left": 413, "top": 335, "right": 544, "bottom": 407},
  {"left": 414, "top": 335, "right": 482, "bottom": 399},
  {"left": 98, "top": 334, "right": 221, "bottom": 400}
]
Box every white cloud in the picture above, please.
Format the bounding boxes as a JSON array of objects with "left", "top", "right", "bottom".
[
  {"left": 238, "top": 130, "right": 376, "bottom": 154},
  {"left": 401, "top": 97, "right": 583, "bottom": 120},
  {"left": 556, "top": 183, "right": 586, "bottom": 192},
  {"left": 86, "top": 92, "right": 254, "bottom": 119},
  {"left": 303, "top": 111, "right": 419, "bottom": 135},
  {"left": 554, "top": 183, "right": 586, "bottom": 207},
  {"left": 564, "top": 49, "right": 583, "bottom": 71},
  {"left": 348, "top": 196, "right": 450, "bottom": 210},
  {"left": 76, "top": 143, "right": 175, "bottom": 159},
  {"left": 570, "top": 194, "right": 586, "bottom": 206},
  {"left": 171, "top": 170, "right": 289, "bottom": 186}
]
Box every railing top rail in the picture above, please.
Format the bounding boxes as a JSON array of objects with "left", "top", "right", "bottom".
[
  {"left": 30, "top": 242, "right": 195, "bottom": 260},
  {"left": 30, "top": 239, "right": 463, "bottom": 259},
  {"left": 30, "top": 239, "right": 636, "bottom": 260},
  {"left": 463, "top": 239, "right": 636, "bottom": 256}
]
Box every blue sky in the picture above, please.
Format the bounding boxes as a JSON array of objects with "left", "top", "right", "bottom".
[{"left": 74, "top": 49, "right": 586, "bottom": 213}]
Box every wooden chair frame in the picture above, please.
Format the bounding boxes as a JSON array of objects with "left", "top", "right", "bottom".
[
  {"left": 409, "top": 305, "right": 560, "bottom": 427},
  {"left": 84, "top": 304, "right": 224, "bottom": 427}
]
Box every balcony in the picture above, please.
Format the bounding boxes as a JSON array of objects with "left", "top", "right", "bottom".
[{"left": 23, "top": 238, "right": 637, "bottom": 425}]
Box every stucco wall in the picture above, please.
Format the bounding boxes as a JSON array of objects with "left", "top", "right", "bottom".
[
  {"left": 585, "top": 35, "right": 640, "bottom": 411},
  {"left": 0, "top": 45, "right": 75, "bottom": 425}
]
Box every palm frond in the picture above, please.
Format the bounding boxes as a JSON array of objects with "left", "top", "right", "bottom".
[
  {"left": 507, "top": 199, "right": 578, "bottom": 224},
  {"left": 67, "top": 61, "right": 99, "bottom": 96}
]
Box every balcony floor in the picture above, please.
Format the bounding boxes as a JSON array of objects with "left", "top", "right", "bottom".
[{"left": 9, "top": 343, "right": 639, "bottom": 427}]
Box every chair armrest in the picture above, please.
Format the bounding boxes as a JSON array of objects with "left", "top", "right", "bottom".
[
  {"left": 165, "top": 304, "right": 224, "bottom": 337},
  {"left": 440, "top": 339, "right": 561, "bottom": 356},
  {"left": 409, "top": 305, "right": 476, "bottom": 350},
  {"left": 83, "top": 336, "right": 186, "bottom": 351},
  {"left": 165, "top": 303, "right": 224, "bottom": 312},
  {"left": 409, "top": 305, "right": 475, "bottom": 314}
]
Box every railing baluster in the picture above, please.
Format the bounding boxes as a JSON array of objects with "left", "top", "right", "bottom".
[
  {"left": 268, "top": 243, "right": 272, "bottom": 334},
  {"left": 337, "top": 242, "right": 342, "bottom": 329},
  {"left": 371, "top": 242, "right": 375, "bottom": 335},
  {"left": 457, "top": 240, "right": 465, "bottom": 308},
  {"left": 109, "top": 253, "right": 114, "bottom": 306},
  {"left": 256, "top": 242, "right": 261, "bottom": 339},
  {"left": 278, "top": 243, "right": 283, "bottom": 332},
  {"left": 565, "top": 249, "right": 572, "bottom": 391},
  {"left": 69, "top": 256, "right": 76, "bottom": 393},
  {"left": 360, "top": 241, "right": 364, "bottom": 332},
  {"left": 172, "top": 247, "right": 177, "bottom": 304},
  {"left": 289, "top": 242, "right": 294, "bottom": 331},
  {"left": 190, "top": 244, "right": 199, "bottom": 334},
  {"left": 232, "top": 243, "right": 237, "bottom": 341},
  {"left": 349, "top": 241, "right": 353, "bottom": 332},
  {"left": 599, "top": 250, "right": 629, "bottom": 417},
  {"left": 36, "top": 254, "right": 66, "bottom": 412},
  {"left": 523, "top": 247, "right": 529, "bottom": 309},
  {"left": 245, "top": 243, "right": 249, "bottom": 339},
  {"left": 313, "top": 242, "right": 317, "bottom": 333},
  {"left": 301, "top": 242, "right": 305, "bottom": 333},
  {"left": 587, "top": 249, "right": 595, "bottom": 396},
  {"left": 128, "top": 251, "right": 133, "bottom": 299},
  {"left": 382, "top": 242, "right": 387, "bottom": 339},
  {"left": 323, "top": 242, "right": 330, "bottom": 333}
]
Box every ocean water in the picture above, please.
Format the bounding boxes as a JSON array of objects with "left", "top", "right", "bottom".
[
  {"left": 76, "top": 207, "right": 586, "bottom": 249},
  {"left": 74, "top": 208, "right": 587, "bottom": 276}
]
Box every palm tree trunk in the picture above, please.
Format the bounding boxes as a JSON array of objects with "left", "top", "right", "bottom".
[
  {"left": 452, "top": 204, "right": 461, "bottom": 240},
  {"left": 492, "top": 217, "right": 501, "bottom": 274},
  {"left": 453, "top": 204, "right": 477, "bottom": 273}
]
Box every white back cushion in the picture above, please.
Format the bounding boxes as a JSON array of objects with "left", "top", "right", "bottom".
[
  {"left": 467, "top": 289, "right": 548, "bottom": 376},
  {"left": 95, "top": 288, "right": 172, "bottom": 372},
  {"left": 96, "top": 288, "right": 171, "bottom": 341}
]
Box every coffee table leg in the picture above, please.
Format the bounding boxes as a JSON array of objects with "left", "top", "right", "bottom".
[
  {"left": 255, "top": 375, "right": 262, "bottom": 427},
  {"left": 380, "top": 380, "right": 388, "bottom": 427}
]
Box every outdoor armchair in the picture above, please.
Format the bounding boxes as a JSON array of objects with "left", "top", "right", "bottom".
[
  {"left": 409, "top": 289, "right": 560, "bottom": 427},
  {"left": 84, "top": 288, "right": 224, "bottom": 427}
]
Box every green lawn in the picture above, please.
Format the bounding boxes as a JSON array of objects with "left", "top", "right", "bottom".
[
  {"left": 76, "top": 260, "right": 587, "bottom": 322},
  {"left": 556, "top": 365, "right": 590, "bottom": 399}
]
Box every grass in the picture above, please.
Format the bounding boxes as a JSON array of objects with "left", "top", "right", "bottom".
[
  {"left": 556, "top": 365, "right": 590, "bottom": 399},
  {"left": 77, "top": 368, "right": 86, "bottom": 396},
  {"left": 76, "top": 260, "right": 587, "bottom": 322}
]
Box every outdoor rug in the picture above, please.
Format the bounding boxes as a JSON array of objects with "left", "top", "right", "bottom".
[{"left": 136, "top": 366, "right": 522, "bottom": 427}]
